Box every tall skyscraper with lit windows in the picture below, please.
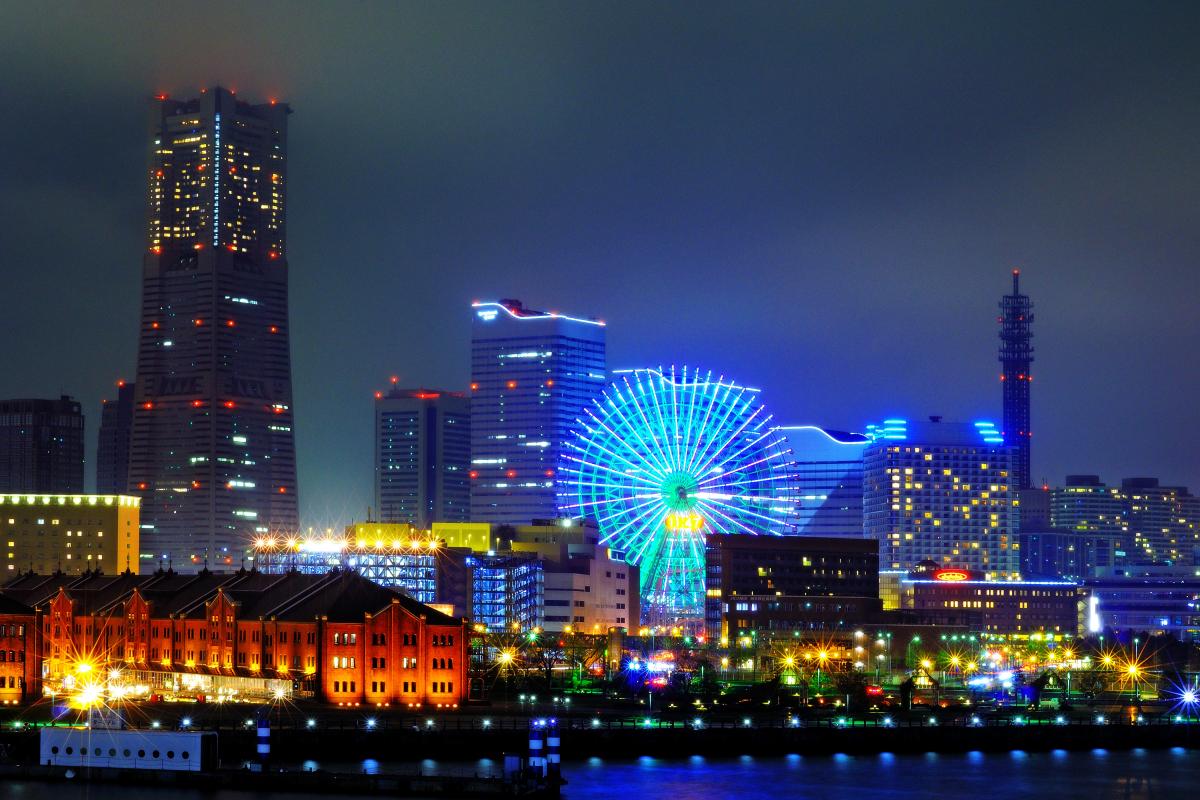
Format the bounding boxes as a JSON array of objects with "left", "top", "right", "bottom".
[
  {"left": 862, "top": 417, "right": 1019, "bottom": 578},
  {"left": 0, "top": 397, "right": 84, "bottom": 493},
  {"left": 375, "top": 385, "right": 471, "bottom": 528},
  {"left": 97, "top": 380, "right": 135, "bottom": 494},
  {"left": 128, "top": 87, "right": 298, "bottom": 572},
  {"left": 469, "top": 299, "right": 606, "bottom": 525}
]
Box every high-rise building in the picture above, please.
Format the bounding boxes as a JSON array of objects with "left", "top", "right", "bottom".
[
  {"left": 863, "top": 417, "right": 1019, "bottom": 578},
  {"left": 999, "top": 269, "right": 1034, "bottom": 489},
  {"left": 128, "top": 88, "right": 298, "bottom": 572},
  {"left": 774, "top": 425, "right": 868, "bottom": 537},
  {"left": 469, "top": 299, "right": 606, "bottom": 524},
  {"left": 375, "top": 386, "right": 470, "bottom": 528},
  {"left": 97, "top": 381, "right": 136, "bottom": 494},
  {"left": 0, "top": 397, "right": 84, "bottom": 493},
  {"left": 1120, "top": 478, "right": 1200, "bottom": 567},
  {"left": 1051, "top": 475, "right": 1200, "bottom": 572}
]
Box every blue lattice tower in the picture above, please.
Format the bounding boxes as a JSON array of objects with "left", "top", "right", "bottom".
[{"left": 999, "top": 269, "right": 1034, "bottom": 489}]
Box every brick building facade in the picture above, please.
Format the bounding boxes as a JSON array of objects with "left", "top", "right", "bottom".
[{"left": 0, "top": 568, "right": 468, "bottom": 707}]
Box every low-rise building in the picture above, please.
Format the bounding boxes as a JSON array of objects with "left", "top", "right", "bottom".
[
  {"left": 1085, "top": 575, "right": 1200, "bottom": 641},
  {"left": 507, "top": 520, "right": 638, "bottom": 633},
  {"left": 0, "top": 594, "right": 36, "bottom": 704},
  {"left": 0, "top": 567, "right": 468, "bottom": 707},
  {"left": 0, "top": 494, "right": 140, "bottom": 576},
  {"left": 901, "top": 565, "right": 1081, "bottom": 635},
  {"left": 704, "top": 534, "right": 880, "bottom": 640},
  {"left": 255, "top": 518, "right": 638, "bottom": 634}
]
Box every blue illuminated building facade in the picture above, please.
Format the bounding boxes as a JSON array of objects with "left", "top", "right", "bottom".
[
  {"left": 774, "top": 425, "right": 868, "bottom": 537},
  {"left": 467, "top": 551, "right": 544, "bottom": 631},
  {"left": 469, "top": 299, "right": 606, "bottom": 525},
  {"left": 863, "top": 417, "right": 1019, "bottom": 578}
]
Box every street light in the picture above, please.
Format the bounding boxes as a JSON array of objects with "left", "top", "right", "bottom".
[{"left": 1126, "top": 663, "right": 1142, "bottom": 702}]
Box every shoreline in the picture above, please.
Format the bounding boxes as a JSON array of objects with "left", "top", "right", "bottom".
[{"left": 4, "top": 718, "right": 1198, "bottom": 763}]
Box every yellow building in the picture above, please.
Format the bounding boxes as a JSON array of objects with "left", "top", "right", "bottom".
[
  {"left": 0, "top": 494, "right": 140, "bottom": 575},
  {"left": 432, "top": 521, "right": 497, "bottom": 552},
  {"left": 345, "top": 521, "right": 432, "bottom": 548}
]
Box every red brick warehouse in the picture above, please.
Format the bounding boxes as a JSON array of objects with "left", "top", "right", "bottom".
[{"left": 0, "top": 567, "right": 468, "bottom": 707}]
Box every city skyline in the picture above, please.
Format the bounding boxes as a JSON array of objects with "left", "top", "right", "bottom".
[{"left": 1, "top": 3, "right": 1198, "bottom": 529}]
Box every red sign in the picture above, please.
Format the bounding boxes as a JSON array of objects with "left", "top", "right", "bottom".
[{"left": 932, "top": 569, "right": 970, "bottom": 582}]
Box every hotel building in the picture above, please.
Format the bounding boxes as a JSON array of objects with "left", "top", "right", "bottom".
[{"left": 863, "top": 417, "right": 1019, "bottom": 578}]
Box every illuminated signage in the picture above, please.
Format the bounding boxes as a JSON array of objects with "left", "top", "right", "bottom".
[
  {"left": 932, "top": 569, "right": 970, "bottom": 582},
  {"left": 664, "top": 512, "right": 705, "bottom": 533}
]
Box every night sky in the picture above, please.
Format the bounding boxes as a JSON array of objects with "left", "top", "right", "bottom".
[{"left": 1, "top": 2, "right": 1197, "bottom": 527}]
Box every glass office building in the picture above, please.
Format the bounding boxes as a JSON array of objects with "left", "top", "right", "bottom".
[
  {"left": 375, "top": 387, "right": 470, "bottom": 528},
  {"left": 469, "top": 299, "right": 606, "bottom": 524},
  {"left": 774, "top": 425, "right": 868, "bottom": 537}
]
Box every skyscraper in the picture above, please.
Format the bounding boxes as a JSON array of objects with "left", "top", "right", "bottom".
[
  {"left": 774, "top": 425, "right": 868, "bottom": 537},
  {"left": 375, "top": 385, "right": 471, "bottom": 528},
  {"left": 863, "top": 417, "right": 1019, "bottom": 578},
  {"left": 999, "top": 268, "right": 1034, "bottom": 489},
  {"left": 469, "top": 299, "right": 606, "bottom": 524},
  {"left": 96, "top": 380, "right": 135, "bottom": 494},
  {"left": 128, "top": 88, "right": 298, "bottom": 572},
  {"left": 0, "top": 397, "right": 84, "bottom": 493}
]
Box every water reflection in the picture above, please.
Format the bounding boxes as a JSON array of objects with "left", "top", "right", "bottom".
[
  {"left": 561, "top": 749, "right": 1199, "bottom": 800},
  {"left": 360, "top": 758, "right": 379, "bottom": 774}
]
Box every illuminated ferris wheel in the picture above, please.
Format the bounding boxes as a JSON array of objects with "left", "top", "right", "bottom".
[{"left": 559, "top": 366, "right": 796, "bottom": 621}]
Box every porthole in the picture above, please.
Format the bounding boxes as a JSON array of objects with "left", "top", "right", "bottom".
[
  {"left": 50, "top": 746, "right": 59, "bottom": 755},
  {"left": 123, "top": 749, "right": 131, "bottom": 757},
  {"left": 152, "top": 750, "right": 160, "bottom": 759},
  {"left": 181, "top": 751, "right": 190, "bottom": 760},
  {"left": 138, "top": 749, "right": 146, "bottom": 758},
  {"left": 65, "top": 746, "right": 73, "bottom": 755},
  {"left": 166, "top": 750, "right": 174, "bottom": 759},
  {"left": 109, "top": 748, "right": 116, "bottom": 757}
]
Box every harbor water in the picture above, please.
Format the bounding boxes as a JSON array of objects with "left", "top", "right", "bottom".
[{"left": 1, "top": 747, "right": 1195, "bottom": 799}]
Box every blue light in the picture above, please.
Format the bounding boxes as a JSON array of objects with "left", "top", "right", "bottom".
[
  {"left": 212, "top": 113, "right": 221, "bottom": 246},
  {"left": 471, "top": 301, "right": 605, "bottom": 328}
]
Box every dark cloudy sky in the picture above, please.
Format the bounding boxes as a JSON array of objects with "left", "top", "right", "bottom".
[{"left": 1, "top": 2, "right": 1197, "bottom": 526}]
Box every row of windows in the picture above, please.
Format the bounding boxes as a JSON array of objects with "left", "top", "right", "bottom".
[{"left": 50, "top": 745, "right": 190, "bottom": 760}]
